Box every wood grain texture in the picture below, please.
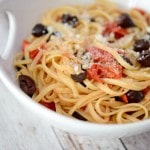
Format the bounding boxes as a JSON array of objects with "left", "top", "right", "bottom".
[
  {"left": 0, "top": 83, "right": 63, "bottom": 150},
  {"left": 122, "top": 132, "right": 150, "bottom": 150},
  {"left": 0, "top": 82, "right": 150, "bottom": 150},
  {"left": 53, "top": 128, "right": 125, "bottom": 150}
]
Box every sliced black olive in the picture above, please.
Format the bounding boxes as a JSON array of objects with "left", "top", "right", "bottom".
[
  {"left": 117, "top": 13, "right": 135, "bottom": 28},
  {"left": 80, "top": 82, "right": 86, "bottom": 87},
  {"left": 61, "top": 14, "right": 79, "bottom": 27},
  {"left": 126, "top": 90, "right": 144, "bottom": 103},
  {"left": 133, "top": 39, "right": 150, "bottom": 52},
  {"left": 122, "top": 55, "right": 133, "bottom": 66},
  {"left": 137, "top": 50, "right": 150, "bottom": 67},
  {"left": 16, "top": 66, "right": 21, "bottom": 71},
  {"left": 73, "top": 112, "right": 87, "bottom": 121},
  {"left": 19, "top": 75, "right": 36, "bottom": 97},
  {"left": 71, "top": 71, "right": 87, "bottom": 82},
  {"left": 32, "top": 23, "right": 48, "bottom": 37},
  {"left": 115, "top": 96, "right": 121, "bottom": 101}
]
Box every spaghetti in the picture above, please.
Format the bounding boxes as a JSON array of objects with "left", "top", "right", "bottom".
[{"left": 14, "top": 0, "right": 150, "bottom": 124}]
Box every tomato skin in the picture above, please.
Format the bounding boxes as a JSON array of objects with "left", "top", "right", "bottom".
[
  {"left": 87, "top": 64, "right": 102, "bottom": 82},
  {"left": 29, "top": 49, "right": 39, "bottom": 59},
  {"left": 143, "top": 87, "right": 150, "bottom": 95},
  {"left": 88, "top": 47, "right": 114, "bottom": 63},
  {"left": 87, "top": 47, "right": 123, "bottom": 82},
  {"left": 114, "top": 28, "right": 127, "bottom": 39},
  {"left": 22, "top": 40, "right": 29, "bottom": 51},
  {"left": 22, "top": 40, "right": 39, "bottom": 59},
  {"left": 39, "top": 101, "right": 56, "bottom": 111},
  {"left": 87, "top": 63, "right": 123, "bottom": 81},
  {"left": 103, "top": 22, "right": 127, "bottom": 39},
  {"left": 120, "top": 94, "right": 128, "bottom": 103},
  {"left": 133, "top": 8, "right": 145, "bottom": 15}
]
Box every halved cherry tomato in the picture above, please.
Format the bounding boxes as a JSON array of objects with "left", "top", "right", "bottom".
[
  {"left": 133, "top": 8, "right": 145, "bottom": 15},
  {"left": 120, "top": 94, "right": 128, "bottom": 103},
  {"left": 29, "top": 49, "right": 39, "bottom": 59},
  {"left": 88, "top": 47, "right": 114, "bottom": 63},
  {"left": 143, "top": 87, "right": 150, "bottom": 95},
  {"left": 87, "top": 63, "right": 122, "bottom": 81},
  {"left": 87, "top": 64, "right": 102, "bottom": 82},
  {"left": 146, "top": 15, "right": 150, "bottom": 25},
  {"left": 22, "top": 40, "right": 29, "bottom": 51},
  {"left": 114, "top": 28, "right": 127, "bottom": 39},
  {"left": 103, "top": 22, "right": 127, "bottom": 39},
  {"left": 87, "top": 47, "right": 123, "bottom": 82},
  {"left": 39, "top": 101, "right": 56, "bottom": 111}
]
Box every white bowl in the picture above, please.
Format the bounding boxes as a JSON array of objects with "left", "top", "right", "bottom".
[{"left": 0, "top": 0, "right": 150, "bottom": 138}]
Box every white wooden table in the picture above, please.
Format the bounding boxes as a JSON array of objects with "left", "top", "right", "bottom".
[{"left": 0, "top": 82, "right": 150, "bottom": 150}]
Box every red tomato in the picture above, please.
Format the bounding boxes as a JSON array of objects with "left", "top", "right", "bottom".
[
  {"left": 22, "top": 40, "right": 29, "bottom": 51},
  {"left": 87, "top": 47, "right": 123, "bottom": 81},
  {"left": 114, "top": 28, "right": 127, "bottom": 39},
  {"left": 29, "top": 49, "right": 39, "bottom": 59},
  {"left": 133, "top": 8, "right": 145, "bottom": 15},
  {"left": 88, "top": 47, "right": 114, "bottom": 62},
  {"left": 103, "top": 22, "right": 127, "bottom": 39},
  {"left": 142, "top": 87, "right": 150, "bottom": 95},
  {"left": 87, "top": 64, "right": 102, "bottom": 82},
  {"left": 146, "top": 15, "right": 150, "bottom": 25},
  {"left": 39, "top": 101, "right": 56, "bottom": 111},
  {"left": 120, "top": 94, "right": 128, "bottom": 103},
  {"left": 87, "top": 63, "right": 122, "bottom": 80}
]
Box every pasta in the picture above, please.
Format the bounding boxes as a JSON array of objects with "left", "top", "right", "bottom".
[{"left": 14, "top": 0, "right": 150, "bottom": 124}]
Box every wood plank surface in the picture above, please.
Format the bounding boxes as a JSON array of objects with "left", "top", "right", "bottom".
[
  {"left": 53, "top": 128, "right": 125, "bottom": 150},
  {"left": 0, "top": 83, "right": 63, "bottom": 150},
  {"left": 122, "top": 132, "right": 150, "bottom": 150}
]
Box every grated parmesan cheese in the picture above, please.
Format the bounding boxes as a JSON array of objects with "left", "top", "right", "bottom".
[
  {"left": 95, "top": 34, "right": 107, "bottom": 43},
  {"left": 47, "top": 26, "right": 54, "bottom": 34},
  {"left": 81, "top": 52, "right": 91, "bottom": 69},
  {"left": 146, "top": 26, "right": 150, "bottom": 33}
]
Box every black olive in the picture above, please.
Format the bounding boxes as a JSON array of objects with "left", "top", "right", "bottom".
[
  {"left": 137, "top": 50, "right": 150, "bottom": 67},
  {"left": 117, "top": 13, "right": 135, "bottom": 28},
  {"left": 71, "top": 71, "right": 87, "bottom": 82},
  {"left": 73, "top": 112, "right": 87, "bottom": 121},
  {"left": 126, "top": 90, "right": 144, "bottom": 103},
  {"left": 19, "top": 75, "right": 36, "bottom": 97},
  {"left": 133, "top": 39, "right": 150, "bottom": 52},
  {"left": 122, "top": 55, "right": 133, "bottom": 66},
  {"left": 16, "top": 66, "right": 21, "bottom": 71},
  {"left": 61, "top": 14, "right": 79, "bottom": 27},
  {"left": 32, "top": 23, "right": 48, "bottom": 37},
  {"left": 80, "top": 82, "right": 86, "bottom": 87},
  {"left": 115, "top": 96, "right": 121, "bottom": 101}
]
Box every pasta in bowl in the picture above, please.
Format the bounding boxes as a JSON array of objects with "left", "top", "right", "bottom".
[
  {"left": 0, "top": 0, "right": 150, "bottom": 138},
  {"left": 14, "top": 0, "right": 150, "bottom": 124}
]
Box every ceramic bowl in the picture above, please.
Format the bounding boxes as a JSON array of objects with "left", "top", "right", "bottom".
[{"left": 0, "top": 0, "right": 150, "bottom": 138}]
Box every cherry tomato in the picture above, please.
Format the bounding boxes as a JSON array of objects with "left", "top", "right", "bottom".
[
  {"left": 39, "top": 101, "right": 56, "bottom": 111},
  {"left": 87, "top": 47, "right": 123, "bottom": 81},
  {"left": 103, "top": 22, "right": 127, "bottom": 39},
  {"left": 29, "top": 49, "right": 39, "bottom": 59},
  {"left": 22, "top": 40, "right": 29, "bottom": 51}
]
